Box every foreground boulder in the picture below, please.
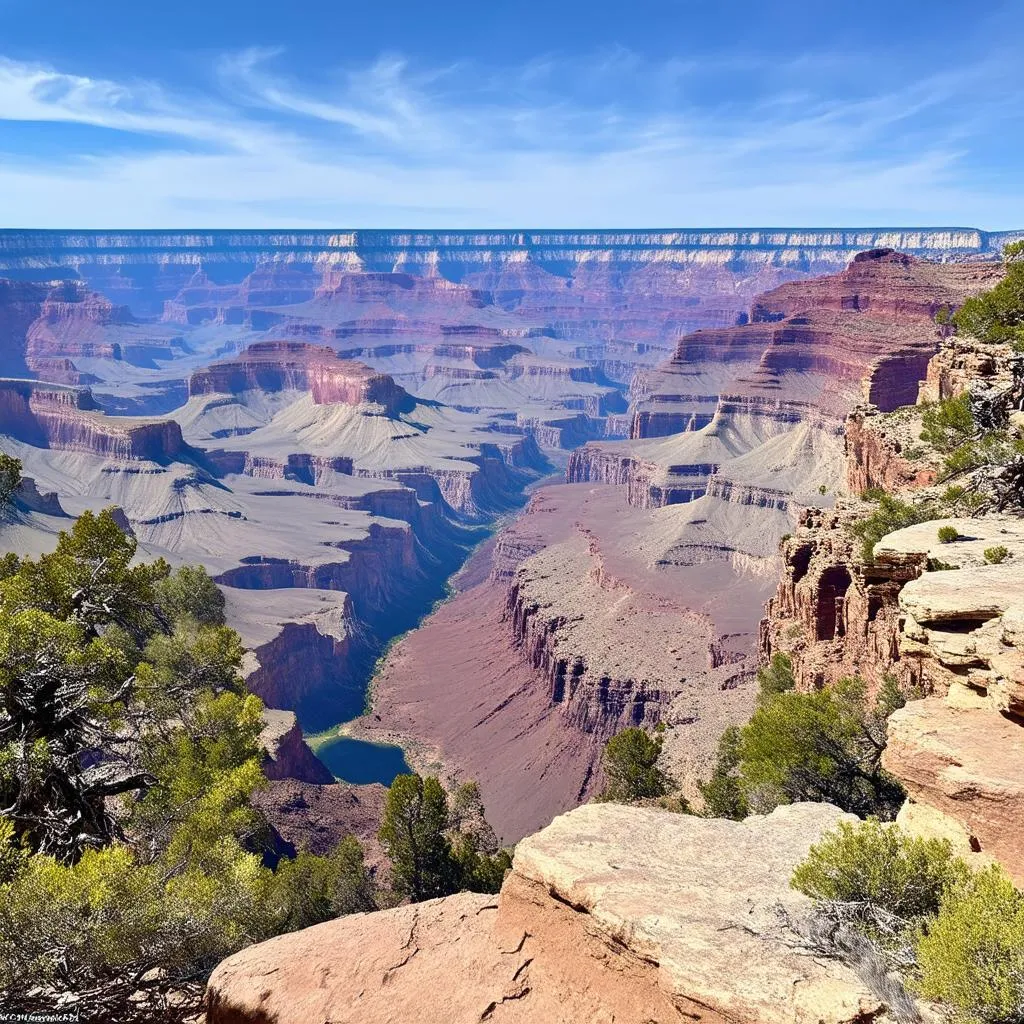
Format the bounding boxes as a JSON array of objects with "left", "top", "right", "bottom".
[{"left": 207, "top": 802, "right": 881, "bottom": 1024}]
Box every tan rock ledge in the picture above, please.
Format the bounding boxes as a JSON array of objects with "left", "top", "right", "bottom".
[
  {"left": 884, "top": 698, "right": 1024, "bottom": 885},
  {"left": 875, "top": 516, "right": 1024, "bottom": 571},
  {"left": 898, "top": 563, "right": 1023, "bottom": 625},
  {"left": 207, "top": 802, "right": 882, "bottom": 1024}
]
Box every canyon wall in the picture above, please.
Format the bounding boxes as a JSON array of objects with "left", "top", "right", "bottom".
[
  {"left": 761, "top": 335, "right": 1024, "bottom": 884},
  {"left": 357, "top": 249, "right": 1007, "bottom": 839}
]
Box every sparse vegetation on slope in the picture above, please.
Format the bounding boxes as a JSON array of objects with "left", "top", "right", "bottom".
[
  {"left": 701, "top": 667, "right": 905, "bottom": 821},
  {"left": 952, "top": 240, "right": 1024, "bottom": 350}
]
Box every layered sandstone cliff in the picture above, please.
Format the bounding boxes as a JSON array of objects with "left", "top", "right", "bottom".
[
  {"left": 189, "top": 342, "right": 414, "bottom": 414},
  {"left": 761, "top": 334, "right": 1024, "bottom": 884},
  {"left": 0, "top": 379, "right": 189, "bottom": 461}
]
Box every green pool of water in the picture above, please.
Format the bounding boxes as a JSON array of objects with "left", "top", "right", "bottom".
[{"left": 316, "top": 736, "right": 411, "bottom": 786}]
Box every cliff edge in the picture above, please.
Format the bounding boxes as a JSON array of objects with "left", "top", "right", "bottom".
[{"left": 206, "top": 801, "right": 882, "bottom": 1024}]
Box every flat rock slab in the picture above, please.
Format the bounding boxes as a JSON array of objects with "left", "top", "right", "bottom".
[
  {"left": 207, "top": 802, "right": 880, "bottom": 1024},
  {"left": 513, "top": 801, "right": 875, "bottom": 1023},
  {"left": 876, "top": 516, "right": 1024, "bottom": 569},
  {"left": 899, "top": 563, "right": 1023, "bottom": 624}
]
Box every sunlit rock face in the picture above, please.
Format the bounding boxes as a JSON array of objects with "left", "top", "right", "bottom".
[{"left": 205, "top": 801, "right": 880, "bottom": 1024}]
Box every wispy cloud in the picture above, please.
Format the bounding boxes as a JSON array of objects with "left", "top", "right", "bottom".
[{"left": 0, "top": 46, "right": 1021, "bottom": 227}]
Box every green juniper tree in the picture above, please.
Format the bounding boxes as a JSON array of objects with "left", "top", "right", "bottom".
[
  {"left": 0, "top": 508, "right": 379, "bottom": 1020},
  {"left": 600, "top": 726, "right": 672, "bottom": 802}
]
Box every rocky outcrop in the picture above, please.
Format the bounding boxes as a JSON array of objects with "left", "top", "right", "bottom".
[
  {"left": 207, "top": 801, "right": 882, "bottom": 1024},
  {"left": 760, "top": 325, "right": 1024, "bottom": 885},
  {"left": 760, "top": 504, "right": 924, "bottom": 693},
  {"left": 844, "top": 409, "right": 938, "bottom": 494},
  {"left": 884, "top": 699, "right": 1024, "bottom": 885},
  {"left": 0, "top": 379, "right": 189, "bottom": 461},
  {"left": 259, "top": 709, "right": 334, "bottom": 785},
  {"left": 189, "top": 342, "right": 413, "bottom": 414},
  {"left": 251, "top": 779, "right": 388, "bottom": 867}
]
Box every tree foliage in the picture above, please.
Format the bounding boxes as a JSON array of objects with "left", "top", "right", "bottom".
[
  {"left": 701, "top": 676, "right": 905, "bottom": 821},
  {"left": 953, "top": 240, "right": 1024, "bottom": 350},
  {"left": 600, "top": 726, "right": 671, "bottom": 802},
  {"left": 378, "top": 773, "right": 512, "bottom": 903},
  {"left": 915, "top": 865, "right": 1024, "bottom": 1023},
  {"left": 698, "top": 724, "right": 749, "bottom": 819},
  {"left": 0, "top": 510, "right": 245, "bottom": 862},
  {"left": 0, "top": 454, "right": 21, "bottom": 508},
  {"left": 757, "top": 652, "right": 796, "bottom": 698},
  {"left": 378, "top": 773, "right": 457, "bottom": 902},
  {"left": 920, "top": 394, "right": 976, "bottom": 453},
  {"left": 0, "top": 508, "right": 380, "bottom": 1017}
]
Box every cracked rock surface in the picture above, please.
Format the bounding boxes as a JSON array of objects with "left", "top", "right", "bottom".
[{"left": 206, "top": 802, "right": 882, "bottom": 1024}]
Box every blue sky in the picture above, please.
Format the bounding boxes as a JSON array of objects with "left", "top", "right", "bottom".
[{"left": 0, "top": 0, "right": 1022, "bottom": 228}]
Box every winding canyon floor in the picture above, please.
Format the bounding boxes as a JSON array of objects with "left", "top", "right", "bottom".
[{"left": 355, "top": 480, "right": 768, "bottom": 841}]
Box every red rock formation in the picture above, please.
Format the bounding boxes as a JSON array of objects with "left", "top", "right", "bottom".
[
  {"left": 189, "top": 342, "right": 412, "bottom": 413},
  {"left": 844, "top": 409, "right": 938, "bottom": 494},
  {"left": 260, "top": 709, "right": 334, "bottom": 785},
  {"left": 759, "top": 505, "right": 925, "bottom": 694},
  {"left": 0, "top": 279, "right": 48, "bottom": 377},
  {"left": 0, "top": 379, "right": 187, "bottom": 461},
  {"left": 206, "top": 802, "right": 878, "bottom": 1024},
  {"left": 884, "top": 699, "right": 1024, "bottom": 885},
  {"left": 251, "top": 779, "right": 388, "bottom": 868}
]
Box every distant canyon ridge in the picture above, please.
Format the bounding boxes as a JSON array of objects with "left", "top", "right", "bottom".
[{"left": 0, "top": 225, "right": 1019, "bottom": 840}]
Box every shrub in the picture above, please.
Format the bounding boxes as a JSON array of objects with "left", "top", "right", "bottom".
[
  {"left": 600, "top": 727, "right": 671, "bottom": 802},
  {"left": 938, "top": 525, "right": 960, "bottom": 543},
  {"left": 920, "top": 394, "right": 975, "bottom": 453},
  {"left": 0, "top": 454, "right": 21, "bottom": 507},
  {"left": 985, "top": 545, "right": 1011, "bottom": 565},
  {"left": 736, "top": 677, "right": 905, "bottom": 819},
  {"left": 792, "top": 820, "right": 966, "bottom": 921},
  {"left": 850, "top": 493, "right": 936, "bottom": 562},
  {"left": 915, "top": 865, "right": 1024, "bottom": 1022},
  {"left": 952, "top": 240, "right": 1024, "bottom": 350},
  {"left": 757, "top": 652, "right": 796, "bottom": 699}
]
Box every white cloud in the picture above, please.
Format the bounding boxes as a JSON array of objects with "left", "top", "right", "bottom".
[{"left": 0, "top": 48, "right": 1020, "bottom": 227}]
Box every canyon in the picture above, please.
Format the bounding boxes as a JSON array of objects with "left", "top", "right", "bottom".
[
  {"left": 0, "top": 228, "right": 1018, "bottom": 823},
  {"left": 2, "top": 227, "right": 1023, "bottom": 1021},
  {"left": 356, "top": 247, "right": 1006, "bottom": 839},
  {"left": 204, "top": 248, "right": 1024, "bottom": 1024}
]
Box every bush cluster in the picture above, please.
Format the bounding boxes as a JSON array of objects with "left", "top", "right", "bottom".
[
  {"left": 952, "top": 240, "right": 1024, "bottom": 350},
  {"left": 0, "top": 510, "right": 380, "bottom": 1016},
  {"left": 699, "top": 664, "right": 905, "bottom": 822},
  {"left": 378, "top": 775, "right": 512, "bottom": 903},
  {"left": 793, "top": 821, "right": 1024, "bottom": 1024}
]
